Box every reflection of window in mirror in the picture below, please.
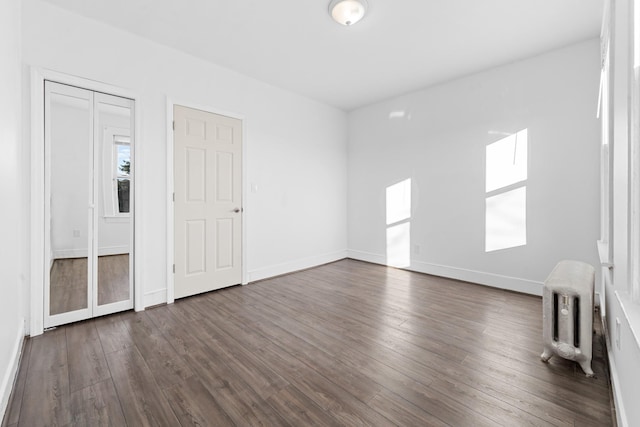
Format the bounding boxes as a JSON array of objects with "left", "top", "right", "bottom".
[
  {"left": 102, "top": 126, "right": 131, "bottom": 219},
  {"left": 114, "top": 136, "right": 130, "bottom": 214}
]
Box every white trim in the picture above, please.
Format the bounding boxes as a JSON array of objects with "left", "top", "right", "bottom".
[
  {"left": 30, "top": 67, "right": 143, "bottom": 336},
  {"left": 166, "top": 101, "right": 174, "bottom": 304},
  {"left": 94, "top": 298, "right": 133, "bottom": 318},
  {"left": 247, "top": 250, "right": 348, "bottom": 283},
  {"left": 347, "top": 249, "right": 543, "bottom": 296},
  {"left": 597, "top": 239, "right": 613, "bottom": 267},
  {"left": 630, "top": 0, "right": 640, "bottom": 303},
  {"left": 601, "top": 314, "right": 629, "bottom": 427},
  {"left": 166, "top": 97, "right": 248, "bottom": 304},
  {"left": 30, "top": 68, "right": 45, "bottom": 336},
  {"left": 0, "top": 319, "right": 25, "bottom": 422},
  {"left": 144, "top": 288, "right": 167, "bottom": 308},
  {"left": 616, "top": 290, "right": 640, "bottom": 351},
  {"left": 52, "top": 246, "right": 130, "bottom": 259},
  {"left": 133, "top": 91, "right": 143, "bottom": 313}
]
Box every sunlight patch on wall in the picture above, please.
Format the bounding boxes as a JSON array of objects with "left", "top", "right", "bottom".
[
  {"left": 485, "top": 129, "right": 528, "bottom": 252},
  {"left": 386, "top": 179, "right": 411, "bottom": 267},
  {"left": 486, "top": 129, "right": 528, "bottom": 192},
  {"left": 387, "top": 223, "right": 411, "bottom": 268},
  {"left": 486, "top": 187, "right": 527, "bottom": 252}
]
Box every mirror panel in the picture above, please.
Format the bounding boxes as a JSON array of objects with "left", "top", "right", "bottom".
[
  {"left": 96, "top": 95, "right": 133, "bottom": 307},
  {"left": 48, "top": 88, "right": 91, "bottom": 315}
]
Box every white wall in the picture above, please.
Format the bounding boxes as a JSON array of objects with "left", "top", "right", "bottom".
[
  {"left": 348, "top": 39, "right": 601, "bottom": 295},
  {"left": 0, "top": 0, "right": 25, "bottom": 419},
  {"left": 22, "top": 0, "right": 348, "bottom": 308}
]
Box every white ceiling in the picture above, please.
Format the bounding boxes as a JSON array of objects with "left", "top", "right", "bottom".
[{"left": 41, "top": 0, "right": 604, "bottom": 111}]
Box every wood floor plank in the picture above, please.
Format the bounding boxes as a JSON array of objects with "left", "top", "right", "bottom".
[
  {"left": 4, "top": 259, "right": 614, "bottom": 426},
  {"left": 2, "top": 338, "right": 31, "bottom": 427},
  {"left": 461, "top": 352, "right": 611, "bottom": 424},
  {"left": 214, "top": 292, "right": 384, "bottom": 403},
  {"left": 134, "top": 333, "right": 194, "bottom": 391},
  {"left": 266, "top": 385, "right": 343, "bottom": 426},
  {"left": 162, "top": 375, "right": 235, "bottom": 427},
  {"left": 94, "top": 315, "right": 135, "bottom": 355},
  {"left": 283, "top": 364, "right": 397, "bottom": 427},
  {"left": 122, "top": 311, "right": 194, "bottom": 390},
  {"left": 195, "top": 316, "right": 290, "bottom": 399},
  {"left": 17, "top": 328, "right": 71, "bottom": 427},
  {"left": 66, "top": 321, "right": 111, "bottom": 392},
  {"left": 430, "top": 355, "right": 580, "bottom": 426},
  {"left": 144, "top": 311, "right": 207, "bottom": 357},
  {"left": 182, "top": 344, "right": 291, "bottom": 426},
  {"left": 252, "top": 341, "right": 395, "bottom": 427},
  {"left": 368, "top": 388, "right": 451, "bottom": 427},
  {"left": 429, "top": 374, "right": 557, "bottom": 427},
  {"left": 335, "top": 344, "right": 498, "bottom": 426},
  {"left": 251, "top": 279, "right": 471, "bottom": 363},
  {"left": 69, "top": 379, "right": 126, "bottom": 426},
  {"left": 104, "top": 346, "right": 180, "bottom": 427}
]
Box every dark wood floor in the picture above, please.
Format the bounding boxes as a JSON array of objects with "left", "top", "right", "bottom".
[{"left": 3, "top": 259, "right": 613, "bottom": 426}]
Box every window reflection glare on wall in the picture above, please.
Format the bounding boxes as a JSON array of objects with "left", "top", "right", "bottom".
[
  {"left": 485, "top": 129, "right": 528, "bottom": 252},
  {"left": 386, "top": 179, "right": 411, "bottom": 267}
]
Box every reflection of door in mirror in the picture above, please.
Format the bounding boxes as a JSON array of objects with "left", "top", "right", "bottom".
[{"left": 45, "top": 81, "right": 134, "bottom": 327}]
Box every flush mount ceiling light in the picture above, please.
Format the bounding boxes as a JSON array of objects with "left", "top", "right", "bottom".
[{"left": 329, "top": 0, "right": 368, "bottom": 26}]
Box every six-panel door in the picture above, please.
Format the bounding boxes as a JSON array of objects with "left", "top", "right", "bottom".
[{"left": 174, "top": 105, "right": 242, "bottom": 299}]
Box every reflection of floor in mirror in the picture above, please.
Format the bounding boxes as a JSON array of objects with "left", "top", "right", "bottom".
[
  {"left": 98, "top": 254, "right": 130, "bottom": 306},
  {"left": 49, "top": 254, "right": 129, "bottom": 315},
  {"left": 50, "top": 257, "right": 88, "bottom": 315}
]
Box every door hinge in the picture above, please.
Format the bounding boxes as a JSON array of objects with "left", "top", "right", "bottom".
[
  {"left": 173, "top": 264, "right": 175, "bottom": 274},
  {"left": 172, "top": 120, "right": 175, "bottom": 131},
  {"left": 172, "top": 192, "right": 175, "bottom": 202}
]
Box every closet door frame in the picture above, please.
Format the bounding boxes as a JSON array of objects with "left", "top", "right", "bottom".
[{"left": 30, "top": 67, "right": 143, "bottom": 336}]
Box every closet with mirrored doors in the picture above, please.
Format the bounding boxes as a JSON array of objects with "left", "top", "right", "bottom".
[{"left": 44, "top": 81, "right": 134, "bottom": 328}]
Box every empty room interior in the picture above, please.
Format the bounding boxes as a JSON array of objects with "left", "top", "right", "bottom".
[{"left": 2, "top": 0, "right": 640, "bottom": 426}]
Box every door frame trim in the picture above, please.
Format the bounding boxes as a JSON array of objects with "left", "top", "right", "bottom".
[
  {"left": 30, "top": 67, "right": 143, "bottom": 336},
  {"left": 166, "top": 98, "right": 248, "bottom": 304}
]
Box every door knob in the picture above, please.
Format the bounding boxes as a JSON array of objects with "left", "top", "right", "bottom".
[{"left": 232, "top": 207, "right": 241, "bottom": 213}]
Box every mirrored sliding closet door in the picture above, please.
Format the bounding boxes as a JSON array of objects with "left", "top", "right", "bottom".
[{"left": 45, "top": 81, "right": 134, "bottom": 328}]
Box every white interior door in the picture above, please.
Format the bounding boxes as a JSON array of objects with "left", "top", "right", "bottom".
[
  {"left": 174, "top": 105, "right": 242, "bottom": 299},
  {"left": 44, "top": 81, "right": 134, "bottom": 328}
]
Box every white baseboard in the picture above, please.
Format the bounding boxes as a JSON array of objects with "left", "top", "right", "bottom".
[
  {"left": 144, "top": 288, "right": 167, "bottom": 309},
  {"left": 247, "top": 250, "right": 348, "bottom": 283},
  {"left": 0, "top": 318, "right": 25, "bottom": 422},
  {"left": 347, "top": 249, "right": 543, "bottom": 296},
  {"left": 53, "top": 246, "right": 129, "bottom": 259},
  {"left": 53, "top": 249, "right": 87, "bottom": 259}
]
